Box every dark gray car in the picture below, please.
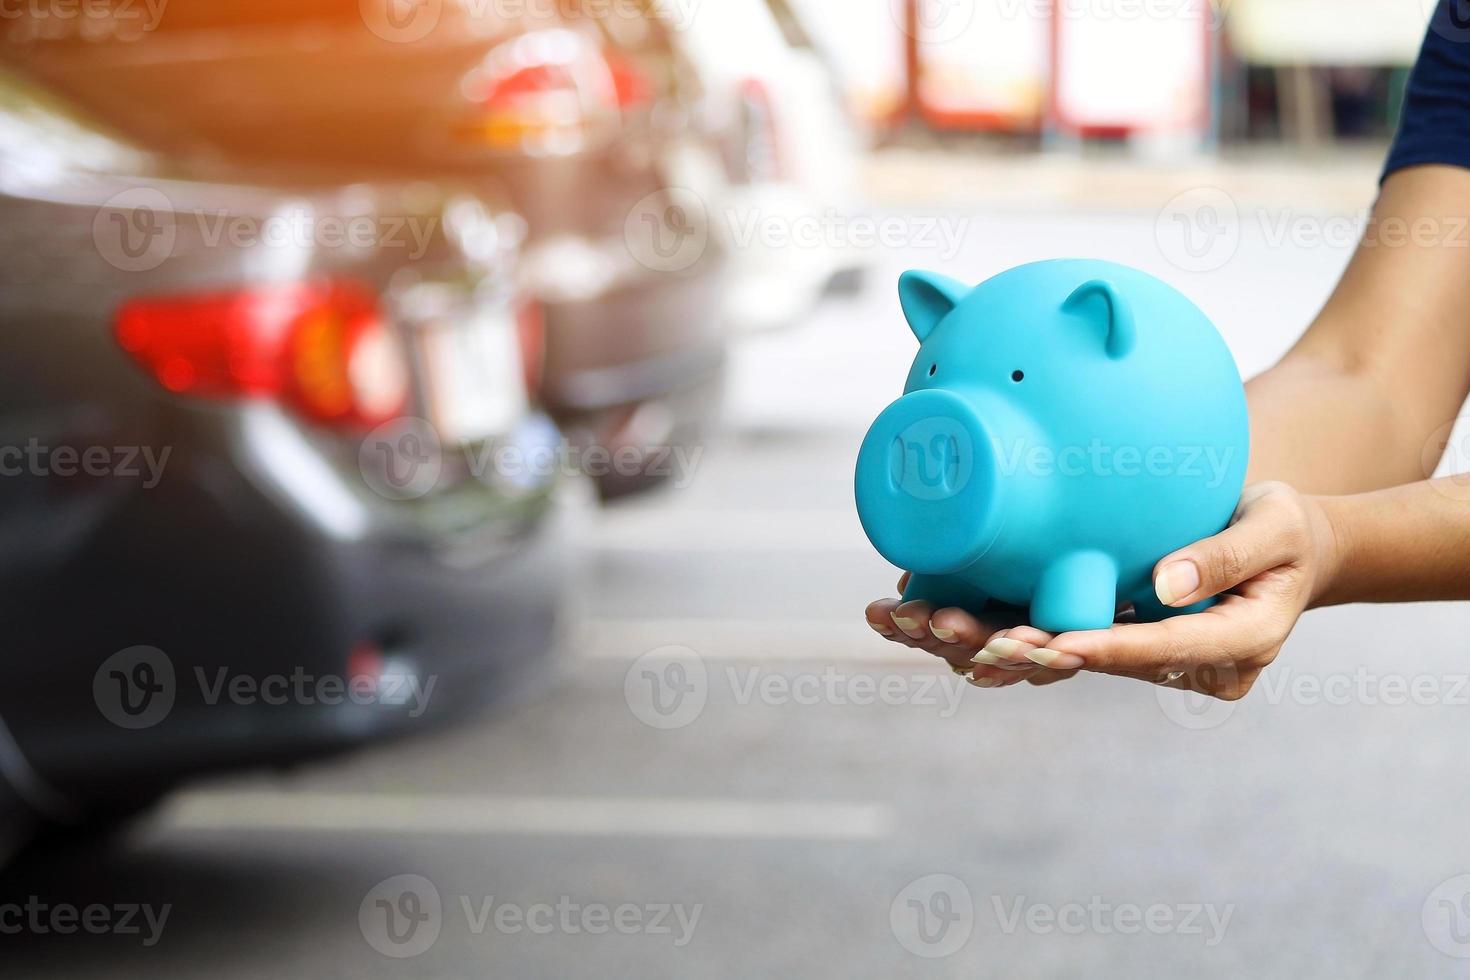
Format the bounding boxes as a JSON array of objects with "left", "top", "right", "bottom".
[
  {"left": 0, "top": 54, "right": 582, "bottom": 853},
  {"left": 11, "top": 0, "right": 731, "bottom": 498}
]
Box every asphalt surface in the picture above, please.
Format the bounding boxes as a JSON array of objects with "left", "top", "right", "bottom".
[{"left": 6, "top": 204, "right": 1470, "bottom": 978}]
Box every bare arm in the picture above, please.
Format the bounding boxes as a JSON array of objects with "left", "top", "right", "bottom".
[
  {"left": 867, "top": 167, "right": 1470, "bottom": 698},
  {"left": 1317, "top": 479, "right": 1470, "bottom": 606},
  {"left": 1247, "top": 165, "right": 1470, "bottom": 493}
]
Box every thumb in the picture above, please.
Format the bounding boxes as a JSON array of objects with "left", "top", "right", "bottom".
[{"left": 1153, "top": 490, "right": 1303, "bottom": 607}]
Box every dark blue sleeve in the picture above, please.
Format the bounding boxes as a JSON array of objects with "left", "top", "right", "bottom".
[{"left": 1383, "top": 0, "right": 1470, "bottom": 180}]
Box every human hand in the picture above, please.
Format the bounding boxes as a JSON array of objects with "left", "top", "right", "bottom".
[
  {"left": 864, "top": 576, "right": 1078, "bottom": 689},
  {"left": 865, "top": 482, "right": 1344, "bottom": 699}
]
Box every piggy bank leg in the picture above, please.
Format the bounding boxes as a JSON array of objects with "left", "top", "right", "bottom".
[
  {"left": 901, "top": 574, "right": 988, "bottom": 617},
  {"left": 1132, "top": 591, "right": 1216, "bottom": 623},
  {"left": 1030, "top": 552, "right": 1118, "bottom": 634}
]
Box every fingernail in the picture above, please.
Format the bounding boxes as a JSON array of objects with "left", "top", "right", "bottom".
[
  {"left": 1156, "top": 561, "right": 1201, "bottom": 607},
  {"left": 931, "top": 626, "right": 956, "bottom": 642},
  {"left": 892, "top": 616, "right": 922, "bottom": 636},
  {"left": 975, "top": 637, "right": 1029, "bottom": 664},
  {"left": 869, "top": 622, "right": 894, "bottom": 637},
  {"left": 1024, "top": 648, "right": 1085, "bottom": 670},
  {"left": 968, "top": 676, "right": 1000, "bottom": 688}
]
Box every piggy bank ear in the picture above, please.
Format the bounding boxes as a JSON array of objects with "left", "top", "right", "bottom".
[
  {"left": 1062, "top": 279, "right": 1136, "bottom": 360},
  {"left": 898, "top": 270, "right": 969, "bottom": 342}
]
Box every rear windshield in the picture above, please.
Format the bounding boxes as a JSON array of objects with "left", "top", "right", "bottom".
[
  {"left": 0, "top": 0, "right": 530, "bottom": 179},
  {"left": 3, "top": 0, "right": 509, "bottom": 37},
  {"left": 0, "top": 0, "right": 683, "bottom": 181}
]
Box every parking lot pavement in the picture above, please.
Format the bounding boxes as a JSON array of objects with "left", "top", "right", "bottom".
[
  {"left": 6, "top": 206, "right": 1470, "bottom": 978},
  {"left": 7, "top": 418, "right": 1470, "bottom": 978}
]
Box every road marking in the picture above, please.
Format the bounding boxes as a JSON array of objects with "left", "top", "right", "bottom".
[{"left": 159, "top": 792, "right": 894, "bottom": 842}]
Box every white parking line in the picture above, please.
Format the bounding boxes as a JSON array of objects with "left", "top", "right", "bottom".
[{"left": 158, "top": 792, "right": 894, "bottom": 842}]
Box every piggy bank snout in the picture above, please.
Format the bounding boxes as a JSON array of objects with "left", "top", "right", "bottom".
[{"left": 855, "top": 389, "right": 1000, "bottom": 576}]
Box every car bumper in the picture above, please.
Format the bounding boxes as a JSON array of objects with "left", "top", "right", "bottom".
[
  {"left": 536, "top": 254, "right": 728, "bottom": 498},
  {"left": 0, "top": 409, "right": 589, "bottom": 813}
]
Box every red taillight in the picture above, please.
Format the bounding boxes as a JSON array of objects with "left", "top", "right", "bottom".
[
  {"left": 464, "top": 29, "right": 654, "bottom": 152},
  {"left": 484, "top": 63, "right": 569, "bottom": 108},
  {"left": 346, "top": 643, "right": 385, "bottom": 694},
  {"left": 479, "top": 45, "right": 652, "bottom": 113},
  {"left": 604, "top": 51, "right": 654, "bottom": 111},
  {"left": 115, "top": 281, "right": 409, "bottom": 431},
  {"left": 514, "top": 294, "right": 546, "bottom": 396}
]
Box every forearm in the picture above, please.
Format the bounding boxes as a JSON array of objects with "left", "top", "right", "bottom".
[
  {"left": 1245, "top": 353, "right": 1417, "bottom": 494},
  {"left": 1314, "top": 479, "right": 1470, "bottom": 606},
  {"left": 1246, "top": 166, "right": 1470, "bottom": 494}
]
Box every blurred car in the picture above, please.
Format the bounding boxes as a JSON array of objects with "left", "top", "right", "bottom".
[
  {"left": 456, "top": 6, "right": 734, "bottom": 498},
  {"left": 26, "top": 0, "right": 732, "bottom": 499},
  {"left": 670, "top": 0, "right": 868, "bottom": 333},
  {"left": 0, "top": 52, "right": 582, "bottom": 843}
]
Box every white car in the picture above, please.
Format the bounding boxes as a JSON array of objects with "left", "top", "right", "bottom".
[{"left": 669, "top": 0, "right": 867, "bottom": 333}]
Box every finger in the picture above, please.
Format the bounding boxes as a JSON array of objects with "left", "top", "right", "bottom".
[
  {"left": 1025, "top": 668, "right": 1080, "bottom": 687},
  {"left": 966, "top": 662, "right": 1038, "bottom": 689},
  {"left": 971, "top": 625, "right": 1058, "bottom": 669},
  {"left": 891, "top": 600, "right": 936, "bottom": 641},
  {"left": 866, "top": 598, "right": 931, "bottom": 650},
  {"left": 913, "top": 608, "right": 1020, "bottom": 672},
  {"left": 929, "top": 606, "right": 1022, "bottom": 649},
  {"left": 1152, "top": 489, "right": 1305, "bottom": 609},
  {"left": 1042, "top": 604, "right": 1246, "bottom": 676},
  {"left": 897, "top": 572, "right": 912, "bottom": 594},
  {"left": 1017, "top": 660, "right": 1196, "bottom": 686},
  {"left": 1013, "top": 663, "right": 1167, "bottom": 687},
  {"left": 864, "top": 599, "right": 904, "bottom": 639},
  {"left": 883, "top": 599, "right": 969, "bottom": 660},
  {"left": 895, "top": 600, "right": 991, "bottom": 661}
]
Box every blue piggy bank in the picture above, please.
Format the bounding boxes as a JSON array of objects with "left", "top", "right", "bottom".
[{"left": 854, "top": 259, "right": 1250, "bottom": 634}]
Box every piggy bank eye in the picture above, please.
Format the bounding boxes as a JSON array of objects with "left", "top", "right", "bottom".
[
  {"left": 928, "top": 363, "right": 937, "bottom": 377},
  {"left": 1011, "top": 370, "right": 1025, "bottom": 383}
]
